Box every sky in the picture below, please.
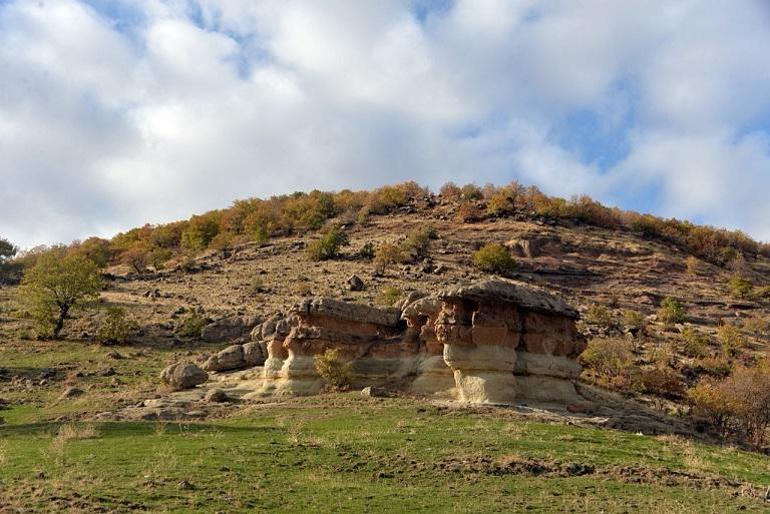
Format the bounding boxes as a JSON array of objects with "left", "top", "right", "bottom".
[{"left": 2, "top": 0, "right": 770, "bottom": 248}]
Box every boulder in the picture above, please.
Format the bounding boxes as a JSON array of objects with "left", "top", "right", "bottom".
[
  {"left": 347, "top": 274, "right": 365, "bottom": 291},
  {"left": 204, "top": 388, "right": 230, "bottom": 402},
  {"left": 361, "top": 386, "right": 388, "bottom": 398},
  {"left": 243, "top": 341, "right": 266, "bottom": 366},
  {"left": 202, "top": 344, "right": 245, "bottom": 372},
  {"left": 160, "top": 362, "right": 208, "bottom": 391}
]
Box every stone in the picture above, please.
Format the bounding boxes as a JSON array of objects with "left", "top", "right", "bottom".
[
  {"left": 160, "top": 362, "right": 208, "bottom": 391},
  {"left": 204, "top": 388, "right": 230, "bottom": 402},
  {"left": 202, "top": 345, "right": 245, "bottom": 372},
  {"left": 242, "top": 341, "right": 266, "bottom": 367},
  {"left": 58, "top": 387, "right": 85, "bottom": 400},
  {"left": 361, "top": 386, "right": 388, "bottom": 398},
  {"left": 347, "top": 274, "right": 365, "bottom": 291}
]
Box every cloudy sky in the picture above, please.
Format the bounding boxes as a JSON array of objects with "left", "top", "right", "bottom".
[{"left": 2, "top": 0, "right": 770, "bottom": 248}]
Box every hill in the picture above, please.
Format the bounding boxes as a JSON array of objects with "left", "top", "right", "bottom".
[{"left": 1, "top": 181, "right": 770, "bottom": 511}]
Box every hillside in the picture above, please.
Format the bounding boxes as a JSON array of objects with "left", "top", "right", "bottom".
[{"left": 2, "top": 184, "right": 770, "bottom": 511}]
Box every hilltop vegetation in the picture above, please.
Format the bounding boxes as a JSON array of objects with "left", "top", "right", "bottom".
[{"left": 7, "top": 181, "right": 769, "bottom": 279}]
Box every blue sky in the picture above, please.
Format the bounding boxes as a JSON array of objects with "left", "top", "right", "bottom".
[{"left": 1, "top": 0, "right": 770, "bottom": 248}]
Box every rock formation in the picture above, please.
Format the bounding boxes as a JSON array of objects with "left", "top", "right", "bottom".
[
  {"left": 192, "top": 280, "right": 585, "bottom": 405},
  {"left": 435, "top": 280, "right": 584, "bottom": 404}
]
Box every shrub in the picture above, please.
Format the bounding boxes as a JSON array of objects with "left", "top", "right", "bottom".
[
  {"left": 716, "top": 323, "right": 746, "bottom": 357},
  {"left": 727, "top": 276, "right": 753, "bottom": 299},
  {"left": 460, "top": 184, "right": 483, "bottom": 201},
  {"left": 694, "top": 356, "right": 732, "bottom": 377},
  {"left": 439, "top": 182, "right": 462, "bottom": 201},
  {"left": 400, "top": 225, "right": 436, "bottom": 262},
  {"left": 583, "top": 304, "right": 613, "bottom": 328},
  {"left": 472, "top": 243, "right": 516, "bottom": 275},
  {"left": 356, "top": 242, "right": 375, "bottom": 261},
  {"left": 684, "top": 256, "right": 706, "bottom": 275},
  {"left": 688, "top": 363, "right": 770, "bottom": 446},
  {"left": 250, "top": 277, "right": 267, "bottom": 294},
  {"left": 622, "top": 310, "right": 647, "bottom": 335},
  {"left": 97, "top": 307, "right": 137, "bottom": 345},
  {"left": 175, "top": 312, "right": 208, "bottom": 339},
  {"left": 306, "top": 226, "right": 349, "bottom": 261},
  {"left": 377, "top": 286, "right": 402, "bottom": 307},
  {"left": 456, "top": 202, "right": 483, "bottom": 223},
  {"left": 637, "top": 368, "right": 685, "bottom": 399},
  {"left": 373, "top": 243, "right": 404, "bottom": 273},
  {"left": 681, "top": 327, "right": 709, "bottom": 358},
  {"left": 657, "top": 298, "right": 686, "bottom": 327},
  {"left": 579, "top": 337, "right": 635, "bottom": 380},
  {"left": 743, "top": 317, "right": 769, "bottom": 337},
  {"left": 17, "top": 251, "right": 101, "bottom": 339},
  {"left": 314, "top": 348, "right": 353, "bottom": 391},
  {"left": 121, "top": 241, "right": 151, "bottom": 274}
]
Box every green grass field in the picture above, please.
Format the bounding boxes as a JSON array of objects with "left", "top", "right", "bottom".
[
  {"left": 1, "top": 338, "right": 770, "bottom": 512},
  {"left": 2, "top": 395, "right": 770, "bottom": 512}
]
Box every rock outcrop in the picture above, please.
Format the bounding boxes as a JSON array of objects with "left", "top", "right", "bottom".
[
  {"left": 195, "top": 280, "right": 585, "bottom": 405},
  {"left": 436, "top": 280, "right": 584, "bottom": 404}
]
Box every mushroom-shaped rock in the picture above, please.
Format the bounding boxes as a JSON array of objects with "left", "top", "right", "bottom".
[
  {"left": 160, "top": 362, "right": 208, "bottom": 391},
  {"left": 436, "top": 280, "right": 581, "bottom": 404}
]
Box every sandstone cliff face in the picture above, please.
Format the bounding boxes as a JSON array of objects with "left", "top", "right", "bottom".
[{"left": 213, "top": 280, "right": 585, "bottom": 405}]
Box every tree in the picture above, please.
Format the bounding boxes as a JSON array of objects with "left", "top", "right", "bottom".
[
  {"left": 306, "top": 226, "right": 349, "bottom": 261},
  {"left": 0, "top": 237, "right": 18, "bottom": 283},
  {"left": 18, "top": 251, "right": 101, "bottom": 338}
]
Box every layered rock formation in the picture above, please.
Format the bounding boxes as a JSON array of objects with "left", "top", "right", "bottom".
[
  {"left": 436, "top": 281, "right": 584, "bottom": 404},
  {"left": 202, "top": 279, "right": 585, "bottom": 405}
]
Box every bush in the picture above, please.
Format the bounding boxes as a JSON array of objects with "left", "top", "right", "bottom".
[
  {"left": 688, "top": 363, "right": 770, "bottom": 446},
  {"left": 727, "top": 276, "right": 753, "bottom": 299},
  {"left": 373, "top": 243, "right": 404, "bottom": 273},
  {"left": 583, "top": 304, "right": 613, "bottom": 328},
  {"left": 657, "top": 298, "right": 686, "bottom": 327},
  {"left": 579, "top": 337, "right": 635, "bottom": 380},
  {"left": 622, "top": 310, "right": 647, "bottom": 335},
  {"left": 306, "top": 226, "right": 349, "bottom": 261},
  {"left": 97, "top": 307, "right": 137, "bottom": 345},
  {"left": 175, "top": 312, "right": 208, "bottom": 339},
  {"left": 399, "top": 225, "right": 436, "bottom": 262},
  {"left": 456, "top": 202, "right": 483, "bottom": 223},
  {"left": 716, "top": 323, "right": 746, "bottom": 357},
  {"left": 314, "top": 348, "right": 353, "bottom": 391},
  {"left": 439, "top": 182, "right": 462, "bottom": 201},
  {"left": 681, "top": 327, "right": 709, "bottom": 358},
  {"left": 17, "top": 251, "right": 101, "bottom": 339},
  {"left": 472, "top": 243, "right": 516, "bottom": 275},
  {"left": 684, "top": 256, "right": 706, "bottom": 275},
  {"left": 377, "top": 286, "right": 402, "bottom": 307},
  {"left": 694, "top": 356, "right": 732, "bottom": 377},
  {"left": 637, "top": 368, "right": 685, "bottom": 399},
  {"left": 357, "top": 242, "right": 375, "bottom": 261}
]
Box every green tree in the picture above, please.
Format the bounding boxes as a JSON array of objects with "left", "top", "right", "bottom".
[
  {"left": 181, "top": 215, "right": 220, "bottom": 251},
  {"left": 0, "top": 237, "right": 18, "bottom": 283},
  {"left": 18, "top": 251, "right": 101, "bottom": 338},
  {"left": 306, "top": 226, "right": 349, "bottom": 261}
]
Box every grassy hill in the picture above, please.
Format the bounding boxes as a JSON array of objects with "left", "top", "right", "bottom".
[{"left": 2, "top": 182, "right": 770, "bottom": 511}]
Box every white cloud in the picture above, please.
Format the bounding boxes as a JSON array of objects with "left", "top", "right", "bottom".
[{"left": 1, "top": 0, "right": 770, "bottom": 248}]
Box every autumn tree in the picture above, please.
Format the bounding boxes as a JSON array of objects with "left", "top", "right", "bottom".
[{"left": 18, "top": 250, "right": 101, "bottom": 338}]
